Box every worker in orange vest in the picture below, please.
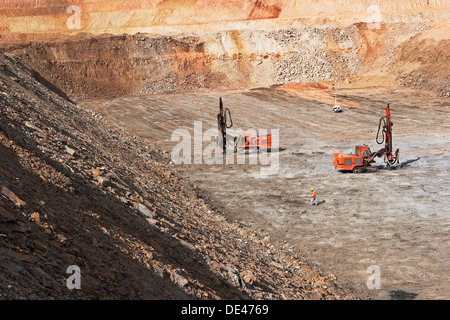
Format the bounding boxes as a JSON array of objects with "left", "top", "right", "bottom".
[{"left": 310, "top": 188, "right": 317, "bottom": 206}]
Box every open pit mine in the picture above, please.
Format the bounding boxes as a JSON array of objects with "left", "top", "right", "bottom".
[{"left": 0, "top": 0, "right": 449, "bottom": 303}]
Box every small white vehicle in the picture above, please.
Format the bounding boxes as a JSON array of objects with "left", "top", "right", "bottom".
[
  {"left": 333, "top": 105, "right": 342, "bottom": 113},
  {"left": 332, "top": 82, "right": 342, "bottom": 113}
]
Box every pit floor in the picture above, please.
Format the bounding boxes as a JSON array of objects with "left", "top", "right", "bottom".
[{"left": 80, "top": 86, "right": 450, "bottom": 299}]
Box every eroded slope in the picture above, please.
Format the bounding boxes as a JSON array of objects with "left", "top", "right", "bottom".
[{"left": 0, "top": 53, "right": 357, "bottom": 299}]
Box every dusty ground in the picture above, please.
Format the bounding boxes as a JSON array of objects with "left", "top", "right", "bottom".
[{"left": 81, "top": 84, "right": 450, "bottom": 300}]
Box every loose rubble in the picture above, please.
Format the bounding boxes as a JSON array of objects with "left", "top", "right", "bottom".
[{"left": 3, "top": 21, "right": 446, "bottom": 102}]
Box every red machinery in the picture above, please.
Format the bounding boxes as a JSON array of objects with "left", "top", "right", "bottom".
[
  {"left": 236, "top": 132, "right": 272, "bottom": 152},
  {"left": 333, "top": 104, "right": 400, "bottom": 173},
  {"left": 217, "top": 98, "right": 272, "bottom": 153}
]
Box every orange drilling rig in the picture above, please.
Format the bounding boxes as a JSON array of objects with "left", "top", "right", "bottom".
[
  {"left": 236, "top": 132, "right": 272, "bottom": 152},
  {"left": 217, "top": 98, "right": 271, "bottom": 153},
  {"left": 333, "top": 104, "right": 400, "bottom": 173}
]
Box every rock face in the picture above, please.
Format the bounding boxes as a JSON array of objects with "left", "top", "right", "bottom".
[
  {"left": 0, "top": 0, "right": 448, "bottom": 41},
  {"left": 0, "top": 29, "right": 363, "bottom": 100},
  {"left": 0, "top": 52, "right": 358, "bottom": 299},
  {"left": 2, "top": 19, "right": 449, "bottom": 99}
]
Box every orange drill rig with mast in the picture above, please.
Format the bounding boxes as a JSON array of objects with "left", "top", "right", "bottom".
[
  {"left": 217, "top": 97, "right": 271, "bottom": 153},
  {"left": 333, "top": 104, "right": 400, "bottom": 173}
]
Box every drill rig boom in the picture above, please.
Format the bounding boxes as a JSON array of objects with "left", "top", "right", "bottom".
[
  {"left": 333, "top": 104, "right": 400, "bottom": 172},
  {"left": 376, "top": 104, "right": 400, "bottom": 168}
]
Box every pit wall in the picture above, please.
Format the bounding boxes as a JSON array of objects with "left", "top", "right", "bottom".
[
  {"left": 2, "top": 16, "right": 449, "bottom": 101},
  {"left": 0, "top": 25, "right": 370, "bottom": 100}
]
